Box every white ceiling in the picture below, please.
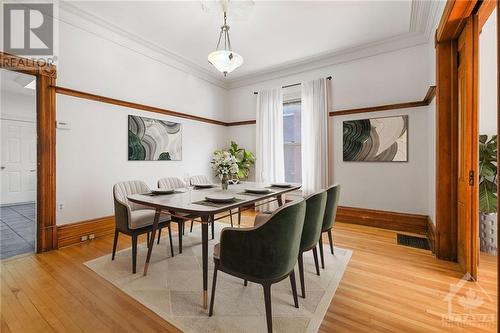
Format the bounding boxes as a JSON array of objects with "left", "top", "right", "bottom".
[
  {"left": 66, "top": 1, "right": 438, "bottom": 85},
  {"left": 0, "top": 69, "right": 36, "bottom": 97}
]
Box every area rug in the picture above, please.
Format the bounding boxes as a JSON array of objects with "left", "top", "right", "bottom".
[{"left": 84, "top": 224, "right": 352, "bottom": 333}]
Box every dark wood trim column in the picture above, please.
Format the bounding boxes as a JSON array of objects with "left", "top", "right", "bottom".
[{"left": 435, "top": 40, "right": 458, "bottom": 261}]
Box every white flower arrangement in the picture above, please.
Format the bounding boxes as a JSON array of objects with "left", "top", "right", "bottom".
[{"left": 211, "top": 150, "right": 239, "bottom": 179}]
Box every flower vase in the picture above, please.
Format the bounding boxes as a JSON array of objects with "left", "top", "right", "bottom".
[{"left": 221, "top": 174, "right": 229, "bottom": 191}]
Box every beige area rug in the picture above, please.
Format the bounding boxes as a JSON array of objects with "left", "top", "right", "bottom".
[{"left": 84, "top": 224, "right": 352, "bottom": 333}]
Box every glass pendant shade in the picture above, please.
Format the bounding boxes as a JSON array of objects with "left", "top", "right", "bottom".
[{"left": 208, "top": 50, "right": 243, "bottom": 76}]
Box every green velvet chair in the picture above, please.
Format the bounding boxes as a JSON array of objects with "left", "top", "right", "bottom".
[
  {"left": 297, "top": 190, "right": 327, "bottom": 298},
  {"left": 209, "top": 199, "right": 306, "bottom": 333},
  {"left": 319, "top": 184, "right": 341, "bottom": 269}
]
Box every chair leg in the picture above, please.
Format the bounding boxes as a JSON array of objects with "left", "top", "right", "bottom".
[
  {"left": 178, "top": 222, "right": 183, "bottom": 254},
  {"left": 238, "top": 208, "right": 241, "bottom": 227},
  {"left": 262, "top": 283, "right": 273, "bottom": 333},
  {"left": 168, "top": 223, "right": 174, "bottom": 257},
  {"left": 157, "top": 228, "right": 162, "bottom": 244},
  {"left": 230, "top": 210, "right": 234, "bottom": 227},
  {"left": 111, "top": 229, "right": 119, "bottom": 260},
  {"left": 146, "top": 232, "right": 151, "bottom": 247},
  {"left": 312, "top": 247, "right": 320, "bottom": 276},
  {"left": 289, "top": 269, "right": 299, "bottom": 308},
  {"left": 298, "top": 252, "right": 305, "bottom": 298},
  {"left": 132, "top": 235, "right": 138, "bottom": 274},
  {"left": 211, "top": 220, "right": 214, "bottom": 240},
  {"left": 244, "top": 279, "right": 248, "bottom": 286},
  {"left": 319, "top": 236, "right": 325, "bottom": 269},
  {"left": 327, "top": 229, "right": 334, "bottom": 255},
  {"left": 209, "top": 262, "right": 219, "bottom": 316},
  {"left": 190, "top": 220, "right": 194, "bottom": 232}
]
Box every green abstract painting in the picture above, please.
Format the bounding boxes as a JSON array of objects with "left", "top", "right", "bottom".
[
  {"left": 343, "top": 115, "right": 408, "bottom": 162},
  {"left": 128, "top": 115, "right": 182, "bottom": 161}
]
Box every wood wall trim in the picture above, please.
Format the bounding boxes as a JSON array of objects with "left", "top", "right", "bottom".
[
  {"left": 435, "top": 40, "right": 458, "bottom": 261},
  {"left": 478, "top": 0, "right": 496, "bottom": 31},
  {"left": 226, "top": 85, "right": 436, "bottom": 126},
  {"left": 436, "top": 0, "right": 478, "bottom": 42},
  {"left": 57, "top": 216, "right": 115, "bottom": 248},
  {"left": 53, "top": 86, "right": 228, "bottom": 126},
  {"left": 54, "top": 85, "right": 436, "bottom": 127},
  {"left": 427, "top": 217, "right": 436, "bottom": 254},
  {"left": 336, "top": 206, "right": 428, "bottom": 235},
  {"left": 0, "top": 52, "right": 56, "bottom": 78},
  {"left": 1, "top": 52, "right": 57, "bottom": 252}
]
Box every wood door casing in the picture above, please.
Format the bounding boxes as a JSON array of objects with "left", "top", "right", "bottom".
[{"left": 456, "top": 17, "right": 479, "bottom": 280}]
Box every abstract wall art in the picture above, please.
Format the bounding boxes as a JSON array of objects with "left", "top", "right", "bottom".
[
  {"left": 343, "top": 115, "right": 408, "bottom": 162},
  {"left": 128, "top": 115, "right": 182, "bottom": 161}
]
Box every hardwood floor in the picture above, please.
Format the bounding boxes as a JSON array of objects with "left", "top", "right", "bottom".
[{"left": 1, "top": 212, "right": 497, "bottom": 332}]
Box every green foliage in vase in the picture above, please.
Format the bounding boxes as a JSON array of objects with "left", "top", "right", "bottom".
[
  {"left": 225, "top": 141, "right": 256, "bottom": 179},
  {"left": 479, "top": 135, "right": 497, "bottom": 214}
]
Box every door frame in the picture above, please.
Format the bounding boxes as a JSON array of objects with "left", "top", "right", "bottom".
[
  {"left": 0, "top": 52, "right": 57, "bottom": 252},
  {"left": 435, "top": 0, "right": 497, "bottom": 279}
]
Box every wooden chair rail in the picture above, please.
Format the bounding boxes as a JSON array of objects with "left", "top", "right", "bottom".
[{"left": 53, "top": 85, "right": 435, "bottom": 127}]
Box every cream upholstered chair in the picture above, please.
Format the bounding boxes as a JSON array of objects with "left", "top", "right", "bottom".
[
  {"left": 190, "top": 175, "right": 212, "bottom": 186},
  {"left": 113, "top": 180, "right": 174, "bottom": 273},
  {"left": 157, "top": 177, "right": 196, "bottom": 252},
  {"left": 158, "top": 177, "right": 186, "bottom": 189}
]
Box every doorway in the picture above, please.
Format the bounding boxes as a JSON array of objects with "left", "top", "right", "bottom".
[{"left": 0, "top": 69, "right": 37, "bottom": 259}]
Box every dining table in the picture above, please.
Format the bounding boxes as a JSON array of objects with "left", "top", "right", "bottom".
[{"left": 127, "top": 181, "right": 301, "bottom": 309}]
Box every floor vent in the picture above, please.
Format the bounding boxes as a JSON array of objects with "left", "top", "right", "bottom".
[{"left": 396, "top": 234, "right": 430, "bottom": 250}]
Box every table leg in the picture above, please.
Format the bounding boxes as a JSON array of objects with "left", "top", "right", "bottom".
[
  {"left": 143, "top": 208, "right": 161, "bottom": 276},
  {"left": 277, "top": 194, "right": 284, "bottom": 206},
  {"left": 201, "top": 215, "right": 211, "bottom": 309}
]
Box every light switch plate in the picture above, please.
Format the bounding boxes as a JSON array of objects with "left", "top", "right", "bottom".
[{"left": 56, "top": 121, "right": 71, "bottom": 130}]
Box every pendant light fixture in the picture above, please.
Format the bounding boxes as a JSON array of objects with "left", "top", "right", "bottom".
[{"left": 208, "top": 11, "right": 243, "bottom": 76}]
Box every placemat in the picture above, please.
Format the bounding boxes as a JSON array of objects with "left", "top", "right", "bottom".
[{"left": 192, "top": 198, "right": 244, "bottom": 207}]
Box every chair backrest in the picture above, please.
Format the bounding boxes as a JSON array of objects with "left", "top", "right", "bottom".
[
  {"left": 190, "top": 175, "right": 211, "bottom": 185},
  {"left": 158, "top": 177, "right": 185, "bottom": 189},
  {"left": 300, "top": 190, "right": 327, "bottom": 251},
  {"left": 113, "top": 180, "right": 151, "bottom": 230},
  {"left": 113, "top": 180, "right": 150, "bottom": 211},
  {"left": 322, "top": 184, "right": 341, "bottom": 231},
  {"left": 221, "top": 199, "right": 306, "bottom": 280}
]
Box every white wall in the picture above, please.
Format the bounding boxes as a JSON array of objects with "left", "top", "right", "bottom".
[
  {"left": 0, "top": 91, "right": 36, "bottom": 123},
  {"left": 227, "top": 44, "right": 433, "bottom": 215},
  {"left": 55, "top": 11, "right": 228, "bottom": 225},
  {"left": 479, "top": 8, "right": 498, "bottom": 136}
]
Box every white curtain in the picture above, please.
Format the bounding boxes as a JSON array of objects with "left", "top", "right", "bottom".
[
  {"left": 255, "top": 88, "right": 285, "bottom": 184},
  {"left": 301, "top": 78, "right": 329, "bottom": 195}
]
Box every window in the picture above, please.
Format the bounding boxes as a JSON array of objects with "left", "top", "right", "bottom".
[{"left": 283, "top": 100, "right": 301, "bottom": 183}]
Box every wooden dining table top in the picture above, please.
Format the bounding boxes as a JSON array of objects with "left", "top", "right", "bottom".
[{"left": 127, "top": 182, "right": 301, "bottom": 215}]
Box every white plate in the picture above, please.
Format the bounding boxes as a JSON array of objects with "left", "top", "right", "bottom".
[
  {"left": 194, "top": 184, "right": 214, "bottom": 188},
  {"left": 270, "top": 183, "right": 292, "bottom": 188},
  {"left": 245, "top": 188, "right": 271, "bottom": 194},
  {"left": 151, "top": 189, "right": 175, "bottom": 194},
  {"left": 205, "top": 194, "right": 236, "bottom": 203}
]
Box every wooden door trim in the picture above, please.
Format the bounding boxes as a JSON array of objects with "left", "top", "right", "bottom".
[
  {"left": 0, "top": 52, "right": 58, "bottom": 252},
  {"left": 478, "top": 0, "right": 497, "bottom": 31},
  {"left": 437, "top": 0, "right": 478, "bottom": 42}
]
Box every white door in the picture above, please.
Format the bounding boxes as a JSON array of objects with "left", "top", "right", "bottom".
[{"left": 0, "top": 119, "right": 37, "bottom": 205}]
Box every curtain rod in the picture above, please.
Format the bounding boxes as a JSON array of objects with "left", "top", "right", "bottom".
[{"left": 253, "top": 76, "right": 332, "bottom": 95}]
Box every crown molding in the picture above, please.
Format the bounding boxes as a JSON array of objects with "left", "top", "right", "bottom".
[
  {"left": 225, "top": 0, "right": 444, "bottom": 89},
  {"left": 58, "top": 2, "right": 229, "bottom": 89},
  {"left": 225, "top": 31, "right": 428, "bottom": 89},
  {"left": 57, "top": 0, "right": 444, "bottom": 91}
]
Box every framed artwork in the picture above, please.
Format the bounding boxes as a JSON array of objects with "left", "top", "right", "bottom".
[
  {"left": 343, "top": 115, "right": 408, "bottom": 162},
  {"left": 128, "top": 115, "right": 182, "bottom": 161}
]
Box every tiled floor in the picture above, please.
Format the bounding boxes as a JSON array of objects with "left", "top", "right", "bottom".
[{"left": 0, "top": 203, "right": 35, "bottom": 259}]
